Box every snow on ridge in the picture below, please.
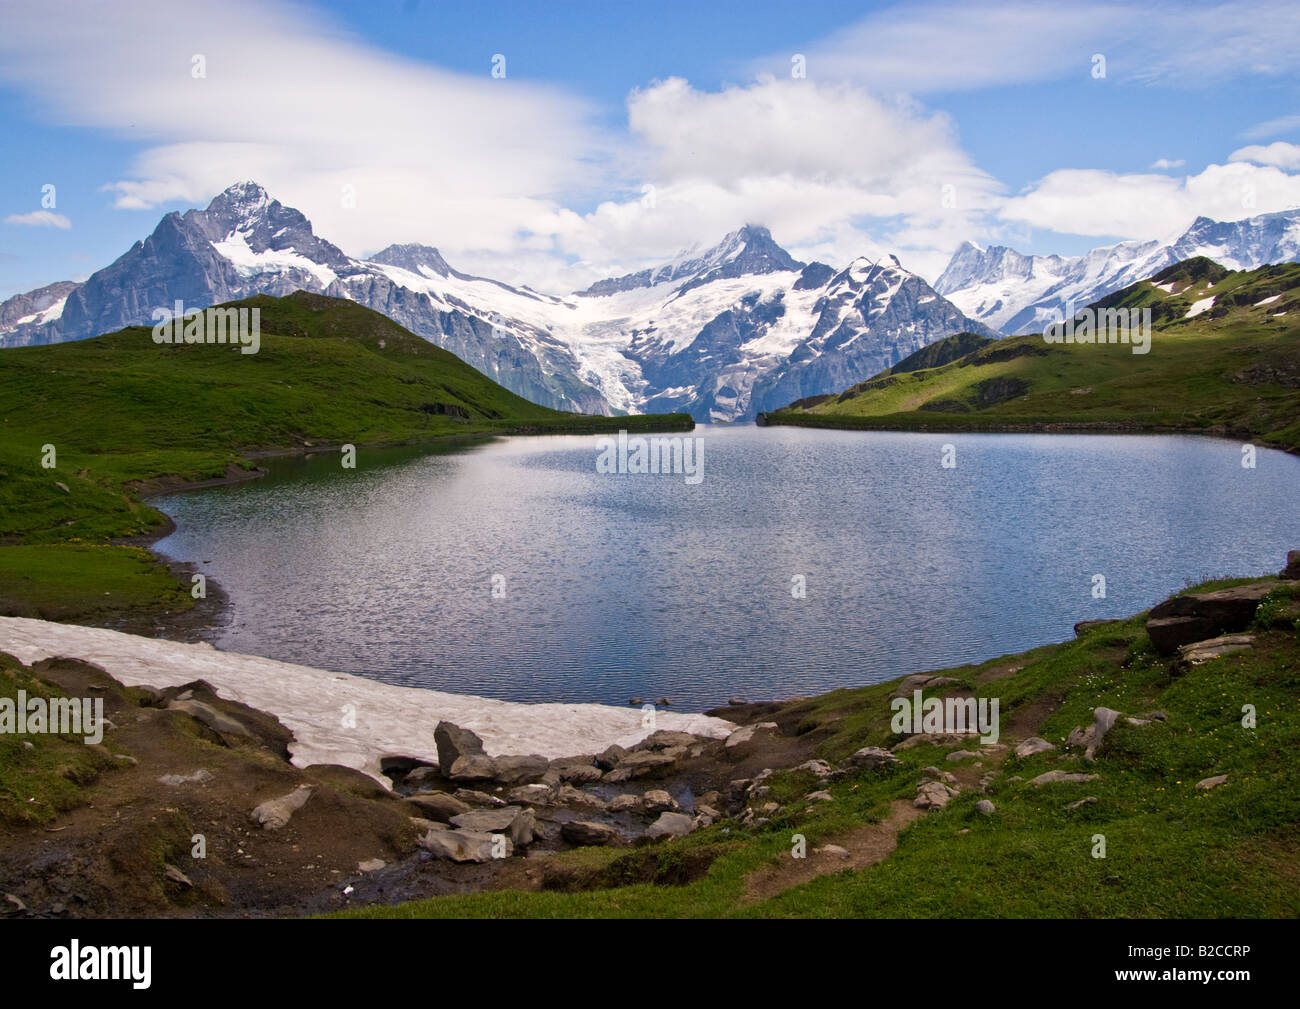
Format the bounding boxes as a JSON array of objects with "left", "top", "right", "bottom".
[
  {"left": 0, "top": 617, "right": 735, "bottom": 787},
  {"left": 211, "top": 232, "right": 338, "bottom": 289},
  {"left": 1185, "top": 295, "right": 1216, "bottom": 318}
]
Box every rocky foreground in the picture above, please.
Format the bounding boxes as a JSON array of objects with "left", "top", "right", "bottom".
[{"left": 1, "top": 549, "right": 1297, "bottom": 918}]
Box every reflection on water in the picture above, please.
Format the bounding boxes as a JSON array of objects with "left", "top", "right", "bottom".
[{"left": 154, "top": 426, "right": 1300, "bottom": 709}]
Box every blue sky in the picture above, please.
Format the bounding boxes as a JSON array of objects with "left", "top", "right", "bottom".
[{"left": 1, "top": 0, "right": 1298, "bottom": 297}]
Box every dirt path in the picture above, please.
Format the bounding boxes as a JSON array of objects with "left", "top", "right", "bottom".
[{"left": 742, "top": 799, "right": 924, "bottom": 904}]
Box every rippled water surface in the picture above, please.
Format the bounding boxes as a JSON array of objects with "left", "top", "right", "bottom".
[{"left": 154, "top": 426, "right": 1300, "bottom": 709}]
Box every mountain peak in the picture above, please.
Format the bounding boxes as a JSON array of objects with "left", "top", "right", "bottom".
[{"left": 206, "top": 180, "right": 272, "bottom": 218}]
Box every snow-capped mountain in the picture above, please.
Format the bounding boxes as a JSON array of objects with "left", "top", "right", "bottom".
[
  {"left": 936, "top": 208, "right": 1300, "bottom": 335},
  {"left": 0, "top": 181, "right": 992, "bottom": 420}
]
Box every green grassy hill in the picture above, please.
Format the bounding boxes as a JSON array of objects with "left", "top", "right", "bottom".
[
  {"left": 0, "top": 291, "right": 690, "bottom": 621},
  {"left": 764, "top": 258, "right": 1300, "bottom": 454}
]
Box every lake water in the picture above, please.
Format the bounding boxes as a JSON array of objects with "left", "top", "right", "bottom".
[{"left": 154, "top": 426, "right": 1300, "bottom": 710}]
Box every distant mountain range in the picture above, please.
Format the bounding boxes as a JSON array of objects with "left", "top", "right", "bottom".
[
  {"left": 935, "top": 208, "right": 1300, "bottom": 335},
  {"left": 0, "top": 182, "right": 991, "bottom": 421},
  {"left": 5, "top": 182, "right": 1298, "bottom": 419}
]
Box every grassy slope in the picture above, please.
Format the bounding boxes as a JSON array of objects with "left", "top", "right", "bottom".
[
  {"left": 765, "top": 260, "right": 1300, "bottom": 455},
  {"left": 0, "top": 291, "right": 690, "bottom": 620},
  {"left": 338, "top": 577, "right": 1300, "bottom": 918}
]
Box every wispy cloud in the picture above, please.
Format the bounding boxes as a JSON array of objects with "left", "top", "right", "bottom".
[
  {"left": 1230, "top": 142, "right": 1300, "bottom": 172},
  {"left": 4, "top": 210, "right": 71, "bottom": 229}
]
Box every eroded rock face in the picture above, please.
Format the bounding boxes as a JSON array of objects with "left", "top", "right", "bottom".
[{"left": 1146, "top": 582, "right": 1277, "bottom": 653}]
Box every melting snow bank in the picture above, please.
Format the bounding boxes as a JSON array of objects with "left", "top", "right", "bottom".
[{"left": 0, "top": 617, "right": 735, "bottom": 785}]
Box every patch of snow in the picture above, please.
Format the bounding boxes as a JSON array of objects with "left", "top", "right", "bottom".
[
  {"left": 1151, "top": 281, "right": 1177, "bottom": 294},
  {"left": 211, "top": 231, "right": 338, "bottom": 288},
  {"left": 1184, "top": 296, "right": 1216, "bottom": 319},
  {"left": 0, "top": 617, "right": 734, "bottom": 787},
  {"left": 1255, "top": 294, "right": 1281, "bottom": 306}
]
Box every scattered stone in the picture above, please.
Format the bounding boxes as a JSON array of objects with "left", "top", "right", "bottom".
[
  {"left": 114, "top": 754, "right": 138, "bottom": 766},
  {"left": 794, "top": 759, "right": 836, "bottom": 778},
  {"left": 696, "top": 804, "right": 722, "bottom": 821},
  {"left": 603, "top": 750, "right": 676, "bottom": 782},
  {"left": 3, "top": 894, "right": 25, "bottom": 915},
  {"left": 453, "top": 788, "right": 505, "bottom": 807},
  {"left": 450, "top": 806, "right": 524, "bottom": 833},
  {"left": 893, "top": 732, "right": 979, "bottom": 751},
  {"left": 163, "top": 864, "right": 192, "bottom": 888},
  {"left": 1065, "top": 796, "right": 1098, "bottom": 810},
  {"left": 403, "top": 791, "right": 470, "bottom": 822},
  {"left": 845, "top": 746, "right": 900, "bottom": 771},
  {"left": 947, "top": 750, "right": 980, "bottom": 762},
  {"left": 634, "top": 730, "right": 700, "bottom": 751},
  {"left": 974, "top": 799, "right": 995, "bottom": 816},
  {"left": 915, "top": 781, "right": 957, "bottom": 809},
  {"left": 507, "top": 784, "right": 554, "bottom": 806},
  {"left": 250, "top": 785, "right": 313, "bottom": 830},
  {"left": 421, "top": 825, "right": 511, "bottom": 862},
  {"left": 642, "top": 789, "right": 679, "bottom": 813},
  {"left": 1028, "top": 771, "right": 1100, "bottom": 786},
  {"left": 556, "top": 784, "right": 607, "bottom": 810},
  {"left": 561, "top": 821, "right": 623, "bottom": 846},
  {"left": 724, "top": 722, "right": 778, "bottom": 748},
  {"left": 595, "top": 744, "right": 627, "bottom": 771},
  {"left": 358, "top": 859, "right": 386, "bottom": 873},
  {"left": 819, "top": 844, "right": 851, "bottom": 858},
  {"left": 447, "top": 754, "right": 498, "bottom": 782},
  {"left": 157, "top": 769, "right": 214, "bottom": 787},
  {"left": 805, "top": 790, "right": 833, "bottom": 803},
  {"left": 545, "top": 757, "right": 602, "bottom": 785},
  {"left": 646, "top": 811, "right": 695, "bottom": 840},
  {"left": 921, "top": 766, "right": 958, "bottom": 785},
  {"left": 21, "top": 741, "right": 33, "bottom": 751},
  {"left": 609, "top": 794, "right": 642, "bottom": 813},
  {"left": 491, "top": 754, "right": 549, "bottom": 785},
  {"left": 1177, "top": 635, "right": 1255, "bottom": 668},
  {"left": 1066, "top": 707, "right": 1121, "bottom": 762},
  {"left": 1014, "top": 737, "right": 1055, "bottom": 758},
  {"left": 1195, "top": 774, "right": 1228, "bottom": 791}
]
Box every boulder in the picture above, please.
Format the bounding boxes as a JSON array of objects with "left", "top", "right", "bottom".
[
  {"left": 167, "top": 699, "right": 252, "bottom": 742},
  {"left": 645, "top": 811, "right": 695, "bottom": 840},
  {"left": 603, "top": 750, "right": 676, "bottom": 782},
  {"left": 1195, "top": 774, "right": 1228, "bottom": 791},
  {"left": 1281, "top": 550, "right": 1300, "bottom": 580},
  {"left": 403, "top": 791, "right": 470, "bottom": 822},
  {"left": 420, "top": 825, "right": 510, "bottom": 862},
  {"left": 555, "top": 784, "right": 607, "bottom": 810},
  {"left": 974, "top": 799, "right": 995, "bottom": 816},
  {"left": 1065, "top": 796, "right": 1098, "bottom": 810},
  {"left": 609, "top": 794, "right": 642, "bottom": 813},
  {"left": 450, "top": 806, "right": 524, "bottom": 833},
  {"left": 595, "top": 744, "right": 627, "bottom": 771},
  {"left": 250, "top": 785, "right": 313, "bottom": 830},
  {"left": 447, "top": 754, "right": 499, "bottom": 782},
  {"left": 1013, "top": 737, "right": 1055, "bottom": 759},
  {"left": 506, "top": 784, "right": 554, "bottom": 806},
  {"left": 794, "top": 759, "right": 835, "bottom": 778},
  {"left": 454, "top": 788, "right": 506, "bottom": 807},
  {"left": 1147, "top": 581, "right": 1277, "bottom": 653},
  {"left": 633, "top": 730, "right": 702, "bottom": 751},
  {"left": 561, "top": 821, "right": 623, "bottom": 846},
  {"left": 544, "top": 757, "right": 602, "bottom": 785},
  {"left": 433, "top": 721, "right": 485, "bottom": 771},
  {"left": 491, "top": 754, "right": 549, "bottom": 785},
  {"left": 946, "top": 750, "right": 980, "bottom": 762}
]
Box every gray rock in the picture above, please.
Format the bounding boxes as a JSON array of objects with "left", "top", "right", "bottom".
[
  {"left": 167, "top": 699, "right": 251, "bottom": 740},
  {"left": 447, "top": 754, "right": 498, "bottom": 782},
  {"left": 433, "top": 721, "right": 485, "bottom": 771},
  {"left": 845, "top": 746, "right": 899, "bottom": 771},
  {"left": 646, "top": 811, "right": 695, "bottom": 840},
  {"left": 403, "top": 791, "right": 470, "bottom": 822},
  {"left": 642, "top": 789, "right": 679, "bottom": 813},
  {"left": 974, "top": 799, "right": 995, "bottom": 816},
  {"left": 1195, "top": 774, "right": 1228, "bottom": 791},
  {"left": 420, "top": 825, "right": 511, "bottom": 862},
  {"left": 1147, "top": 581, "right": 1277, "bottom": 653},
  {"left": 358, "top": 858, "right": 386, "bottom": 872},
  {"left": 805, "top": 790, "right": 834, "bottom": 803},
  {"left": 250, "top": 785, "right": 313, "bottom": 830},
  {"left": 163, "top": 864, "right": 192, "bottom": 888},
  {"left": 603, "top": 750, "right": 676, "bottom": 782},
  {"left": 914, "top": 781, "right": 957, "bottom": 809},
  {"left": 454, "top": 788, "right": 506, "bottom": 807},
  {"left": 561, "top": 821, "right": 623, "bottom": 846},
  {"left": 794, "top": 759, "right": 835, "bottom": 778},
  {"left": 819, "top": 844, "right": 851, "bottom": 858},
  {"left": 157, "top": 769, "right": 214, "bottom": 786},
  {"left": 491, "top": 754, "right": 549, "bottom": 785},
  {"left": 555, "top": 784, "right": 607, "bottom": 810},
  {"left": 450, "top": 806, "right": 523, "bottom": 833},
  {"left": 947, "top": 750, "right": 980, "bottom": 762},
  {"left": 1065, "top": 796, "right": 1098, "bottom": 810},
  {"left": 595, "top": 744, "right": 627, "bottom": 771},
  {"left": 1014, "top": 736, "right": 1055, "bottom": 758},
  {"left": 609, "top": 794, "right": 642, "bottom": 813},
  {"left": 724, "top": 722, "right": 778, "bottom": 748},
  {"left": 544, "top": 757, "right": 602, "bottom": 785},
  {"left": 506, "top": 784, "right": 554, "bottom": 806}
]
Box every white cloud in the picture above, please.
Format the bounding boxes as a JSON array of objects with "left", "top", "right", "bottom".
[
  {"left": 1229, "top": 142, "right": 1300, "bottom": 172},
  {"left": 4, "top": 210, "right": 71, "bottom": 229},
  {"left": 1000, "top": 162, "right": 1300, "bottom": 238},
  {"left": 1241, "top": 114, "right": 1300, "bottom": 141},
  {"left": 1149, "top": 158, "right": 1185, "bottom": 170},
  {"left": 0, "top": 0, "right": 606, "bottom": 280},
  {"left": 754, "top": 0, "right": 1300, "bottom": 94}
]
